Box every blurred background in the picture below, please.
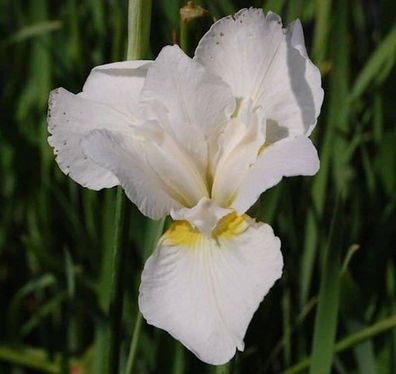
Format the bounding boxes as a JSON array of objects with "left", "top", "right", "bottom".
[{"left": 1, "top": 0, "right": 396, "bottom": 373}]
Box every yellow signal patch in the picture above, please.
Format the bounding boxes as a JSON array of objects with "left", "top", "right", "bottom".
[{"left": 163, "top": 212, "right": 249, "bottom": 248}]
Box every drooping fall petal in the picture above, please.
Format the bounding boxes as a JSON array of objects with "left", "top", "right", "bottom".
[
  {"left": 48, "top": 61, "right": 150, "bottom": 189},
  {"left": 139, "top": 214, "right": 283, "bottom": 365}
]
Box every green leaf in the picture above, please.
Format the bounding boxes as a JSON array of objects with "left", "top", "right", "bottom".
[
  {"left": 308, "top": 203, "right": 343, "bottom": 374},
  {"left": 350, "top": 24, "right": 396, "bottom": 101},
  {"left": 6, "top": 21, "right": 62, "bottom": 44},
  {"left": 284, "top": 313, "right": 396, "bottom": 374},
  {"left": 0, "top": 345, "right": 61, "bottom": 373}
]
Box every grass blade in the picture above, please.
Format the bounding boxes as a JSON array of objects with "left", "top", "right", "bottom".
[
  {"left": 125, "top": 218, "right": 165, "bottom": 374},
  {"left": 0, "top": 345, "right": 61, "bottom": 374},
  {"left": 106, "top": 188, "right": 126, "bottom": 374},
  {"left": 284, "top": 313, "right": 396, "bottom": 373},
  {"left": 6, "top": 21, "right": 62, "bottom": 44},
  {"left": 308, "top": 200, "right": 343, "bottom": 374},
  {"left": 350, "top": 24, "right": 396, "bottom": 101}
]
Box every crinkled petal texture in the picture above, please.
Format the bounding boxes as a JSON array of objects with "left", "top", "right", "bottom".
[
  {"left": 48, "top": 60, "right": 151, "bottom": 190},
  {"left": 139, "top": 214, "right": 283, "bottom": 365},
  {"left": 195, "top": 8, "right": 323, "bottom": 139}
]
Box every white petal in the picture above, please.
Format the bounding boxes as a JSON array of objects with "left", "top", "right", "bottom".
[
  {"left": 232, "top": 136, "right": 320, "bottom": 213},
  {"left": 211, "top": 105, "right": 266, "bottom": 207},
  {"left": 80, "top": 60, "right": 151, "bottom": 117},
  {"left": 48, "top": 88, "right": 135, "bottom": 189},
  {"left": 48, "top": 61, "right": 150, "bottom": 190},
  {"left": 137, "top": 109, "right": 210, "bottom": 206},
  {"left": 140, "top": 45, "right": 235, "bottom": 173},
  {"left": 139, "top": 214, "right": 283, "bottom": 365},
  {"left": 141, "top": 45, "right": 235, "bottom": 136},
  {"left": 286, "top": 19, "right": 323, "bottom": 136},
  {"left": 195, "top": 8, "right": 323, "bottom": 138},
  {"left": 80, "top": 128, "right": 183, "bottom": 219},
  {"left": 138, "top": 130, "right": 210, "bottom": 207}
]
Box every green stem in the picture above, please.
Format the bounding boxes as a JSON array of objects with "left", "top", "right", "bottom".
[
  {"left": 127, "top": 0, "right": 152, "bottom": 60},
  {"left": 312, "top": 0, "right": 331, "bottom": 64},
  {"left": 213, "top": 362, "right": 230, "bottom": 374},
  {"left": 107, "top": 187, "right": 126, "bottom": 374},
  {"left": 284, "top": 313, "right": 396, "bottom": 374},
  {"left": 125, "top": 219, "right": 165, "bottom": 374},
  {"left": 123, "top": 1, "right": 154, "bottom": 372},
  {"left": 125, "top": 312, "right": 143, "bottom": 374}
]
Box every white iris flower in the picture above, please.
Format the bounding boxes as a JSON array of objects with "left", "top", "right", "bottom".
[{"left": 48, "top": 9, "right": 323, "bottom": 365}]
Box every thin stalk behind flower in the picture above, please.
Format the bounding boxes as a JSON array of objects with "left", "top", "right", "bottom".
[
  {"left": 123, "top": 0, "right": 155, "bottom": 372},
  {"left": 107, "top": 188, "right": 126, "bottom": 374},
  {"left": 125, "top": 218, "right": 165, "bottom": 374},
  {"left": 127, "top": 0, "right": 152, "bottom": 60},
  {"left": 125, "top": 3, "right": 213, "bottom": 371},
  {"left": 106, "top": 0, "right": 154, "bottom": 372},
  {"left": 213, "top": 362, "right": 230, "bottom": 374}
]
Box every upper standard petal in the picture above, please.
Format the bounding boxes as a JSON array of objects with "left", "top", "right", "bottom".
[
  {"left": 210, "top": 106, "right": 266, "bottom": 208},
  {"left": 141, "top": 45, "right": 235, "bottom": 138},
  {"left": 140, "top": 45, "right": 236, "bottom": 175},
  {"left": 195, "top": 8, "right": 323, "bottom": 139}
]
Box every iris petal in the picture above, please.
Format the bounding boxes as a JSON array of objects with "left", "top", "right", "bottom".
[
  {"left": 48, "top": 61, "right": 150, "bottom": 190},
  {"left": 139, "top": 214, "right": 283, "bottom": 365},
  {"left": 195, "top": 8, "right": 323, "bottom": 138}
]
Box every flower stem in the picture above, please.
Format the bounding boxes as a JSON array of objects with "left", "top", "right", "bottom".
[
  {"left": 107, "top": 187, "right": 126, "bottom": 374},
  {"left": 122, "top": 1, "right": 154, "bottom": 372},
  {"left": 125, "top": 219, "right": 165, "bottom": 374},
  {"left": 124, "top": 312, "right": 143, "bottom": 374},
  {"left": 213, "top": 363, "right": 230, "bottom": 374},
  {"left": 127, "top": 0, "right": 152, "bottom": 60}
]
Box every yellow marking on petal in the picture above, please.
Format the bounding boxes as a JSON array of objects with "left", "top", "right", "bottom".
[
  {"left": 212, "top": 212, "right": 248, "bottom": 240},
  {"left": 224, "top": 191, "right": 238, "bottom": 207},
  {"left": 163, "top": 212, "right": 250, "bottom": 249},
  {"left": 257, "top": 143, "right": 267, "bottom": 156},
  {"left": 231, "top": 97, "right": 243, "bottom": 118},
  {"left": 163, "top": 220, "right": 202, "bottom": 248}
]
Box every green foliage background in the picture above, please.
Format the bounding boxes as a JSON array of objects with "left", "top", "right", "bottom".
[{"left": 1, "top": 0, "right": 396, "bottom": 373}]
